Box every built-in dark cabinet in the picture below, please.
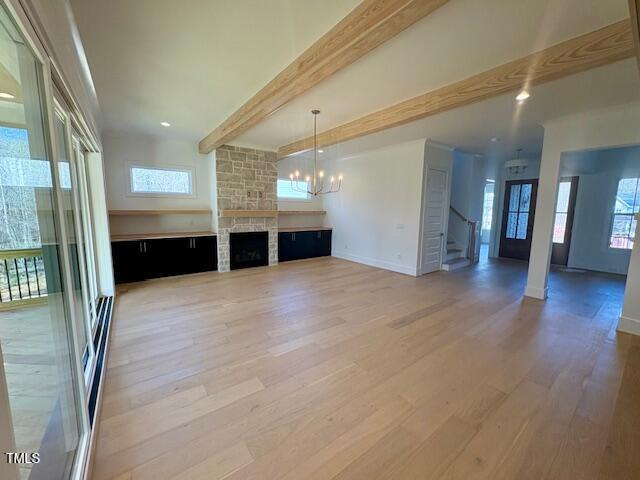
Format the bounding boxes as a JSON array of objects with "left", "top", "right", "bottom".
[
  {"left": 278, "top": 229, "right": 332, "bottom": 262},
  {"left": 112, "top": 235, "right": 217, "bottom": 284}
]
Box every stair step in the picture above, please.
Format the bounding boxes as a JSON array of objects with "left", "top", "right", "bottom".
[
  {"left": 442, "top": 257, "right": 470, "bottom": 272},
  {"left": 447, "top": 247, "right": 462, "bottom": 253}
]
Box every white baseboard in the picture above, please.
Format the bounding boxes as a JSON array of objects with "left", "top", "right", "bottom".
[
  {"left": 524, "top": 284, "right": 548, "bottom": 300},
  {"left": 617, "top": 314, "right": 640, "bottom": 336},
  {"left": 332, "top": 251, "right": 418, "bottom": 276}
]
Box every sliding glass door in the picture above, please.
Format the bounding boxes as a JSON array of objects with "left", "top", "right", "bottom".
[{"left": 0, "top": 4, "right": 88, "bottom": 479}]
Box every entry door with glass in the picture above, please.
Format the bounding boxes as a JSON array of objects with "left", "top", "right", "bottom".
[{"left": 499, "top": 179, "right": 538, "bottom": 261}]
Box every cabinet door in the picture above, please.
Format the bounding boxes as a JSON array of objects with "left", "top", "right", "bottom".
[
  {"left": 148, "top": 238, "right": 187, "bottom": 277},
  {"left": 293, "top": 231, "right": 314, "bottom": 260},
  {"left": 192, "top": 236, "right": 217, "bottom": 272},
  {"left": 278, "top": 232, "right": 293, "bottom": 262},
  {"left": 319, "top": 230, "right": 332, "bottom": 256},
  {"left": 111, "top": 240, "right": 145, "bottom": 283}
]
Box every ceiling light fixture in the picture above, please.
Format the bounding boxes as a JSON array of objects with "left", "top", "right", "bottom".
[
  {"left": 318, "top": 149, "right": 324, "bottom": 153},
  {"left": 0, "top": 92, "right": 15, "bottom": 99},
  {"left": 516, "top": 90, "right": 530, "bottom": 103},
  {"left": 289, "top": 110, "right": 342, "bottom": 196},
  {"left": 160, "top": 121, "right": 171, "bottom": 127}
]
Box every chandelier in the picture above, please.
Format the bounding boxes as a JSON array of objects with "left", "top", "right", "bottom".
[{"left": 289, "top": 109, "right": 342, "bottom": 196}]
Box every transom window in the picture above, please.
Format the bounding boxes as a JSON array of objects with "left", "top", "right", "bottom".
[
  {"left": 129, "top": 165, "right": 193, "bottom": 195},
  {"left": 277, "top": 178, "right": 309, "bottom": 200},
  {"left": 610, "top": 177, "right": 640, "bottom": 249},
  {"left": 505, "top": 183, "right": 532, "bottom": 240}
]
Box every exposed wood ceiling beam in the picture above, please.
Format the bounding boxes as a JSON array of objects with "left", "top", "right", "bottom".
[
  {"left": 198, "top": 0, "right": 450, "bottom": 154},
  {"left": 278, "top": 20, "right": 634, "bottom": 159},
  {"left": 629, "top": 0, "right": 640, "bottom": 74}
]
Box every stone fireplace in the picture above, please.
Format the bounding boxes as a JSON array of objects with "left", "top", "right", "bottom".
[{"left": 215, "top": 145, "right": 278, "bottom": 272}]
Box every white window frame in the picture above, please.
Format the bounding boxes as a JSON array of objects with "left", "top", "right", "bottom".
[
  {"left": 127, "top": 163, "right": 195, "bottom": 198},
  {"left": 277, "top": 178, "right": 311, "bottom": 202},
  {"left": 609, "top": 176, "right": 639, "bottom": 251}
]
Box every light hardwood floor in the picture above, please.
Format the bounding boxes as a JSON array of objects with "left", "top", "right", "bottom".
[{"left": 92, "top": 256, "right": 640, "bottom": 479}]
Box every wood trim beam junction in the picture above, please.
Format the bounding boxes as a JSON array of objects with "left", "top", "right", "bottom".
[
  {"left": 629, "top": 0, "right": 640, "bottom": 74},
  {"left": 278, "top": 20, "right": 634, "bottom": 159},
  {"left": 198, "top": 0, "right": 450, "bottom": 154}
]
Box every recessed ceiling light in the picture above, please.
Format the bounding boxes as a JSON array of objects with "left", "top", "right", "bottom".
[
  {"left": 516, "top": 90, "right": 530, "bottom": 102},
  {"left": 160, "top": 121, "right": 171, "bottom": 127},
  {"left": 318, "top": 149, "right": 324, "bottom": 153},
  {"left": 0, "top": 92, "right": 15, "bottom": 99},
  {"left": 491, "top": 137, "right": 500, "bottom": 143}
]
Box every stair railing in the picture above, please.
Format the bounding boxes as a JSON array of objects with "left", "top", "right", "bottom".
[{"left": 449, "top": 206, "right": 480, "bottom": 263}]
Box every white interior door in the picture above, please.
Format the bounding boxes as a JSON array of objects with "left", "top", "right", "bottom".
[{"left": 421, "top": 168, "right": 448, "bottom": 274}]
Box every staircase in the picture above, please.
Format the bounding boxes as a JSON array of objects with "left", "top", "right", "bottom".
[{"left": 442, "top": 239, "right": 470, "bottom": 271}]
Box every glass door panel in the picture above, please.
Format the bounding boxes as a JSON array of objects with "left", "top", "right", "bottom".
[
  {"left": 53, "top": 111, "right": 93, "bottom": 378},
  {"left": 0, "top": 4, "right": 83, "bottom": 479},
  {"left": 72, "top": 140, "right": 98, "bottom": 334}
]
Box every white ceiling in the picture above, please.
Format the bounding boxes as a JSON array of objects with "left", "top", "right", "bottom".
[
  {"left": 70, "top": 0, "right": 636, "bottom": 160},
  {"left": 69, "top": 0, "right": 360, "bottom": 140}
]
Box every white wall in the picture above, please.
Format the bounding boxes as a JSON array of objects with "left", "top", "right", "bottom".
[
  {"left": 102, "top": 131, "right": 213, "bottom": 236},
  {"left": 322, "top": 139, "right": 427, "bottom": 275},
  {"left": 562, "top": 147, "right": 640, "bottom": 275}
]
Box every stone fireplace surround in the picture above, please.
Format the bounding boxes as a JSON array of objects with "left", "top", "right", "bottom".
[{"left": 215, "top": 145, "right": 278, "bottom": 272}]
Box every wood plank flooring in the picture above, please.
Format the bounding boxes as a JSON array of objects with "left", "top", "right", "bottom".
[
  {"left": 91, "top": 256, "right": 639, "bottom": 479},
  {"left": 0, "top": 304, "right": 65, "bottom": 480}
]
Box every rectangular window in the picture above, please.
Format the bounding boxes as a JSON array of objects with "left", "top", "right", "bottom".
[
  {"left": 610, "top": 177, "right": 640, "bottom": 249},
  {"left": 129, "top": 165, "right": 193, "bottom": 195},
  {"left": 553, "top": 181, "right": 571, "bottom": 244},
  {"left": 482, "top": 182, "right": 494, "bottom": 232},
  {"left": 277, "top": 178, "right": 309, "bottom": 200}
]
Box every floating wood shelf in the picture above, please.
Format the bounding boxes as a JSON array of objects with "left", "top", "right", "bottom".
[
  {"left": 278, "top": 226, "right": 332, "bottom": 232},
  {"left": 219, "top": 209, "right": 278, "bottom": 218},
  {"left": 111, "top": 231, "right": 216, "bottom": 242},
  {"left": 278, "top": 210, "right": 326, "bottom": 216},
  {"left": 109, "top": 209, "right": 212, "bottom": 216}
]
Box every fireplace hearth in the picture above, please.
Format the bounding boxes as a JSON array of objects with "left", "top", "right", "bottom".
[{"left": 230, "top": 231, "right": 269, "bottom": 270}]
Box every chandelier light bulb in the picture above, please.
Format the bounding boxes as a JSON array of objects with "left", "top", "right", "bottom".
[
  {"left": 338, "top": 174, "right": 343, "bottom": 180},
  {"left": 319, "top": 171, "right": 324, "bottom": 178},
  {"left": 295, "top": 170, "right": 300, "bottom": 177},
  {"left": 305, "top": 175, "right": 311, "bottom": 182},
  {"left": 289, "top": 173, "right": 294, "bottom": 179},
  {"left": 330, "top": 176, "right": 335, "bottom": 182}
]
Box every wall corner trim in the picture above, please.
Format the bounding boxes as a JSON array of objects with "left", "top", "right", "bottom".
[
  {"left": 332, "top": 251, "right": 419, "bottom": 277},
  {"left": 617, "top": 314, "right": 640, "bottom": 336},
  {"left": 524, "top": 285, "right": 548, "bottom": 300}
]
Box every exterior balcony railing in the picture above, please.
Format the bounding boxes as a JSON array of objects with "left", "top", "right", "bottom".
[{"left": 0, "top": 248, "right": 47, "bottom": 310}]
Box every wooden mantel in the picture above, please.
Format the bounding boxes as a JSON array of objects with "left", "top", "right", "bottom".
[
  {"left": 219, "top": 210, "right": 326, "bottom": 217},
  {"left": 219, "top": 209, "right": 278, "bottom": 218}
]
